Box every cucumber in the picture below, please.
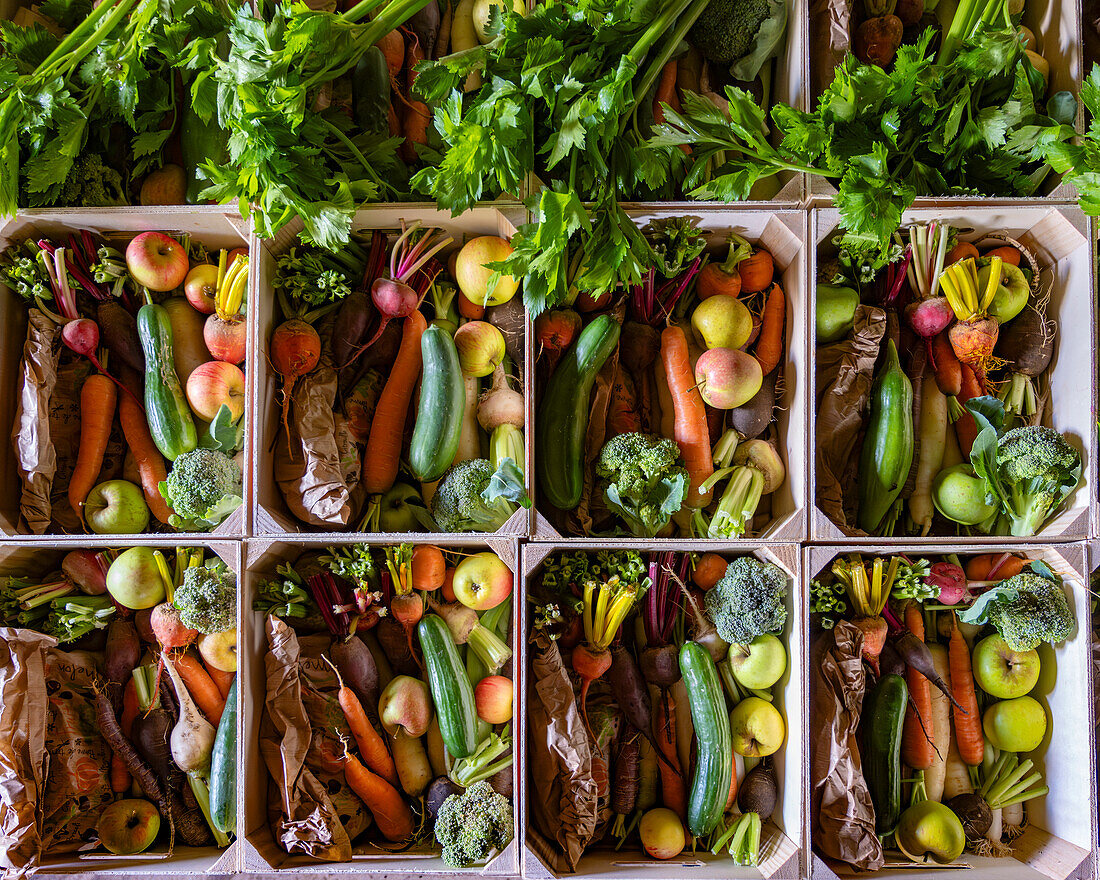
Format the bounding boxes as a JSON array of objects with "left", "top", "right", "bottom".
[
  {"left": 858, "top": 338, "right": 914, "bottom": 533},
  {"left": 865, "top": 672, "right": 907, "bottom": 834},
  {"left": 137, "top": 302, "right": 198, "bottom": 461},
  {"left": 679, "top": 641, "right": 732, "bottom": 837},
  {"left": 210, "top": 677, "right": 237, "bottom": 835},
  {"left": 409, "top": 325, "right": 466, "bottom": 482},
  {"left": 537, "top": 314, "right": 620, "bottom": 510},
  {"left": 418, "top": 614, "right": 478, "bottom": 759}
]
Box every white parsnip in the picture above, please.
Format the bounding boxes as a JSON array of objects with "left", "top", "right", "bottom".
[
  {"left": 393, "top": 730, "right": 433, "bottom": 796},
  {"left": 942, "top": 737, "right": 973, "bottom": 800},
  {"left": 910, "top": 369, "right": 948, "bottom": 535},
  {"left": 925, "top": 643, "right": 952, "bottom": 802}
]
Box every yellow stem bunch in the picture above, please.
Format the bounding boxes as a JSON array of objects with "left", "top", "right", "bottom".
[{"left": 939, "top": 255, "right": 1001, "bottom": 322}]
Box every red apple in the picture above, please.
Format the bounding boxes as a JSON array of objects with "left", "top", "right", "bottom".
[
  {"left": 97, "top": 798, "right": 160, "bottom": 855},
  {"left": 184, "top": 264, "right": 219, "bottom": 314},
  {"left": 186, "top": 360, "right": 245, "bottom": 422},
  {"left": 228, "top": 247, "right": 248, "bottom": 264},
  {"left": 204, "top": 313, "right": 247, "bottom": 364},
  {"left": 126, "top": 232, "right": 189, "bottom": 292},
  {"left": 452, "top": 552, "right": 512, "bottom": 611},
  {"left": 474, "top": 675, "right": 513, "bottom": 724},
  {"left": 139, "top": 164, "right": 187, "bottom": 206}
]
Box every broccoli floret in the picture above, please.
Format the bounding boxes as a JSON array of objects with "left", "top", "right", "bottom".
[
  {"left": 174, "top": 559, "right": 236, "bottom": 635},
  {"left": 964, "top": 570, "right": 1075, "bottom": 652},
  {"left": 431, "top": 458, "right": 530, "bottom": 533},
  {"left": 994, "top": 426, "right": 1081, "bottom": 537},
  {"left": 688, "top": 0, "right": 771, "bottom": 66},
  {"left": 57, "top": 154, "right": 128, "bottom": 208},
  {"left": 595, "top": 432, "right": 688, "bottom": 538},
  {"left": 159, "top": 448, "right": 243, "bottom": 532},
  {"left": 434, "top": 781, "right": 513, "bottom": 869},
  {"left": 704, "top": 556, "right": 788, "bottom": 646}
]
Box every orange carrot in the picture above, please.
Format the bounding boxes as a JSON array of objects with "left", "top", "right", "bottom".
[
  {"left": 955, "top": 363, "right": 982, "bottom": 456},
  {"left": 119, "top": 367, "right": 172, "bottom": 524},
  {"left": 661, "top": 326, "right": 713, "bottom": 506},
  {"left": 724, "top": 756, "right": 739, "bottom": 811},
  {"left": 964, "top": 553, "right": 1027, "bottom": 581},
  {"left": 754, "top": 283, "right": 785, "bottom": 375},
  {"left": 946, "top": 241, "right": 979, "bottom": 264},
  {"left": 653, "top": 59, "right": 682, "bottom": 124},
  {"left": 206, "top": 665, "right": 235, "bottom": 701},
  {"left": 110, "top": 677, "right": 139, "bottom": 793},
  {"left": 324, "top": 656, "right": 400, "bottom": 788},
  {"left": 341, "top": 748, "right": 415, "bottom": 841},
  {"left": 411, "top": 545, "right": 446, "bottom": 591},
  {"left": 363, "top": 310, "right": 426, "bottom": 494},
  {"left": 983, "top": 246, "right": 1020, "bottom": 266},
  {"left": 399, "top": 36, "right": 431, "bottom": 163},
  {"left": 442, "top": 567, "right": 457, "bottom": 602},
  {"left": 737, "top": 247, "right": 774, "bottom": 294},
  {"left": 692, "top": 553, "right": 727, "bottom": 590},
  {"left": 901, "top": 602, "right": 934, "bottom": 770},
  {"left": 69, "top": 373, "right": 116, "bottom": 521},
  {"left": 949, "top": 616, "right": 984, "bottom": 766},
  {"left": 173, "top": 651, "right": 226, "bottom": 726},
  {"left": 655, "top": 691, "right": 686, "bottom": 822},
  {"left": 457, "top": 290, "right": 486, "bottom": 320}
]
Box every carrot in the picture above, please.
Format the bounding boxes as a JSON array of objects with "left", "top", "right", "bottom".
[
  {"left": 754, "top": 283, "right": 785, "bottom": 375},
  {"left": 929, "top": 331, "right": 964, "bottom": 422},
  {"left": 206, "top": 665, "right": 235, "bottom": 701},
  {"left": 341, "top": 747, "right": 415, "bottom": 841},
  {"left": 411, "top": 545, "right": 446, "bottom": 591},
  {"left": 363, "top": 310, "right": 426, "bottom": 494},
  {"left": 954, "top": 363, "right": 982, "bottom": 456},
  {"left": 692, "top": 553, "right": 727, "bottom": 590},
  {"left": 654, "top": 690, "right": 686, "bottom": 822},
  {"left": 110, "top": 677, "right": 139, "bottom": 793},
  {"left": 737, "top": 247, "right": 774, "bottom": 294},
  {"left": 119, "top": 368, "right": 172, "bottom": 523},
  {"left": 399, "top": 35, "right": 431, "bottom": 163},
  {"left": 945, "top": 241, "right": 979, "bottom": 264},
  {"left": 172, "top": 651, "right": 225, "bottom": 726},
  {"left": 652, "top": 60, "right": 689, "bottom": 155},
  {"left": 948, "top": 615, "right": 984, "bottom": 766},
  {"left": 324, "top": 656, "right": 400, "bottom": 788},
  {"left": 901, "top": 602, "right": 934, "bottom": 771},
  {"left": 442, "top": 567, "right": 457, "bottom": 602},
  {"left": 376, "top": 29, "right": 404, "bottom": 77},
  {"left": 983, "top": 246, "right": 1020, "bottom": 266},
  {"left": 457, "top": 290, "right": 486, "bottom": 320},
  {"left": 661, "top": 326, "right": 713, "bottom": 506},
  {"left": 964, "top": 553, "right": 1026, "bottom": 581},
  {"left": 68, "top": 372, "right": 116, "bottom": 521},
  {"left": 724, "top": 754, "right": 739, "bottom": 811},
  {"left": 611, "top": 734, "right": 640, "bottom": 821}
]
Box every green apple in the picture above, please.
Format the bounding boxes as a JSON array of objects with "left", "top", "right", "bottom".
[
  {"left": 728, "top": 696, "right": 785, "bottom": 757},
  {"left": 106, "top": 547, "right": 167, "bottom": 610},
  {"left": 379, "top": 483, "right": 429, "bottom": 532},
  {"left": 691, "top": 295, "right": 752, "bottom": 350},
  {"left": 84, "top": 479, "right": 150, "bottom": 534},
  {"left": 972, "top": 634, "right": 1040, "bottom": 698},
  {"left": 981, "top": 261, "right": 1030, "bottom": 323},
  {"left": 895, "top": 800, "right": 966, "bottom": 864},
  {"left": 472, "top": 0, "right": 525, "bottom": 42},
  {"left": 932, "top": 464, "right": 997, "bottom": 526},
  {"left": 816, "top": 284, "right": 859, "bottom": 343},
  {"left": 983, "top": 696, "right": 1047, "bottom": 753},
  {"left": 98, "top": 798, "right": 160, "bottom": 855},
  {"left": 727, "top": 634, "right": 787, "bottom": 690},
  {"left": 453, "top": 551, "right": 512, "bottom": 611}
]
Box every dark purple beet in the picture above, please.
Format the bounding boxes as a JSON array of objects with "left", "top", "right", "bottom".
[{"left": 97, "top": 301, "right": 144, "bottom": 372}]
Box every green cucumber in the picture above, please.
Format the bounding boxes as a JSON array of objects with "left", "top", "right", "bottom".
[
  {"left": 865, "top": 672, "right": 907, "bottom": 834},
  {"left": 858, "top": 338, "right": 914, "bottom": 533},
  {"left": 210, "top": 677, "right": 237, "bottom": 835},
  {"left": 409, "top": 325, "right": 466, "bottom": 482},
  {"left": 679, "top": 641, "right": 732, "bottom": 837},
  {"left": 537, "top": 314, "right": 620, "bottom": 510},
  {"left": 137, "top": 302, "right": 197, "bottom": 461},
  {"left": 418, "top": 614, "right": 478, "bottom": 759}
]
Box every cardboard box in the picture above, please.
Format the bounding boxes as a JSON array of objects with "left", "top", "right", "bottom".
[
  {"left": 240, "top": 536, "right": 521, "bottom": 875},
  {"left": 533, "top": 208, "right": 809, "bottom": 543},
  {"left": 520, "top": 541, "right": 805, "bottom": 880},
  {"left": 810, "top": 204, "right": 1096, "bottom": 543},
  {"left": 250, "top": 207, "right": 532, "bottom": 539},
  {"left": 0, "top": 536, "right": 241, "bottom": 875},
  {"left": 0, "top": 208, "right": 253, "bottom": 538},
  {"left": 805, "top": 543, "right": 1096, "bottom": 880}
]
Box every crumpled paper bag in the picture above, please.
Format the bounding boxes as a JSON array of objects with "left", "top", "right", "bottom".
[
  {"left": 13, "top": 312, "right": 59, "bottom": 535},
  {"left": 810, "top": 621, "right": 883, "bottom": 871}
]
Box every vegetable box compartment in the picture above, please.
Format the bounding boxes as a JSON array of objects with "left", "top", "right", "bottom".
[
  {"left": 805, "top": 543, "right": 1097, "bottom": 880},
  {"left": 532, "top": 208, "right": 809, "bottom": 544},
  {"left": 809, "top": 204, "right": 1096, "bottom": 544},
  {"left": 251, "top": 206, "right": 533, "bottom": 540},
  {"left": 520, "top": 542, "right": 806, "bottom": 880},
  {"left": 0, "top": 208, "right": 254, "bottom": 539},
  {"left": 0, "top": 536, "right": 242, "bottom": 876},
  {"left": 241, "top": 536, "right": 521, "bottom": 875}
]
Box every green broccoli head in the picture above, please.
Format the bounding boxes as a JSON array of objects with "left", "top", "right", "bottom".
[
  {"left": 58, "top": 154, "right": 128, "bottom": 208},
  {"left": 431, "top": 458, "right": 530, "bottom": 533},
  {"left": 704, "top": 556, "right": 788, "bottom": 646},
  {"left": 434, "top": 781, "right": 513, "bottom": 869},
  {"left": 595, "top": 432, "right": 688, "bottom": 538},
  {"left": 688, "top": 0, "right": 772, "bottom": 66},
  {"left": 160, "top": 448, "right": 243, "bottom": 532},
  {"left": 995, "top": 426, "right": 1081, "bottom": 537},
  {"left": 980, "top": 570, "right": 1075, "bottom": 652},
  {"left": 174, "top": 558, "right": 235, "bottom": 634}
]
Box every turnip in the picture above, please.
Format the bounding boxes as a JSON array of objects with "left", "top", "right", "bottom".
[
  {"left": 694, "top": 347, "right": 762, "bottom": 409},
  {"left": 160, "top": 653, "right": 216, "bottom": 775},
  {"left": 477, "top": 363, "right": 524, "bottom": 431}
]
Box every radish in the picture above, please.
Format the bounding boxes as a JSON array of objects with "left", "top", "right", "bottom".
[
  {"left": 270, "top": 317, "right": 322, "bottom": 453},
  {"left": 345, "top": 221, "right": 452, "bottom": 364},
  {"left": 906, "top": 296, "right": 954, "bottom": 338}
]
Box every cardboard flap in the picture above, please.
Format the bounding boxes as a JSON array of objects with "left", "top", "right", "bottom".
[
  {"left": 205, "top": 841, "right": 239, "bottom": 874},
  {"left": 812, "top": 851, "right": 844, "bottom": 879},
  {"left": 485, "top": 536, "right": 519, "bottom": 570},
  {"left": 1012, "top": 825, "right": 1092, "bottom": 880},
  {"left": 760, "top": 825, "right": 801, "bottom": 879},
  {"left": 533, "top": 512, "right": 563, "bottom": 539},
  {"left": 239, "top": 835, "right": 277, "bottom": 873}
]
